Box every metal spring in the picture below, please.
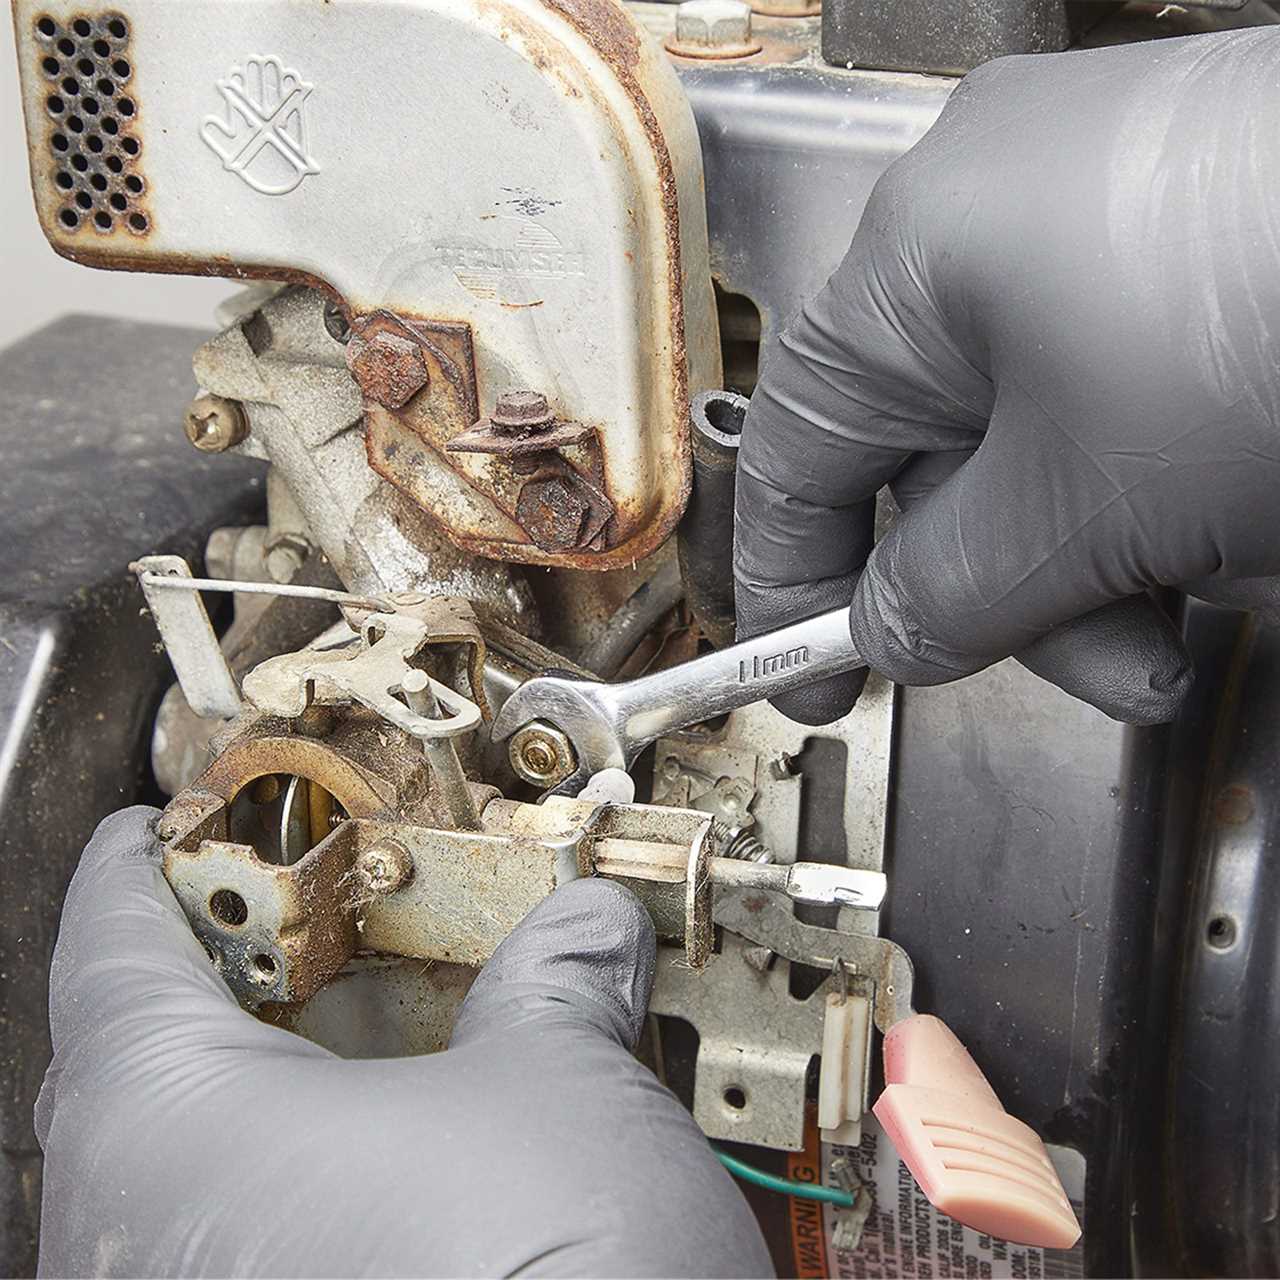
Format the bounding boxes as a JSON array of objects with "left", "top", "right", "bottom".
[{"left": 709, "top": 820, "right": 774, "bottom": 864}]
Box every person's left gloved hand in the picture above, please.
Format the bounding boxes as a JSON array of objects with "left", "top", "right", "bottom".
[{"left": 36, "top": 806, "right": 772, "bottom": 1278}]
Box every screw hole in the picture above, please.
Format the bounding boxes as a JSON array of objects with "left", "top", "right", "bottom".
[
  {"left": 723, "top": 1086, "right": 747, "bottom": 1111},
  {"left": 209, "top": 888, "right": 249, "bottom": 928},
  {"left": 1207, "top": 915, "right": 1237, "bottom": 950},
  {"left": 250, "top": 952, "right": 278, "bottom": 983}
]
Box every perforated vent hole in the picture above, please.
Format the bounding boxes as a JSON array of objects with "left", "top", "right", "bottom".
[{"left": 33, "top": 11, "right": 149, "bottom": 236}]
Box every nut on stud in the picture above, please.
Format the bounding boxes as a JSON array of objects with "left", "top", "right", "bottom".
[
  {"left": 491, "top": 390, "right": 556, "bottom": 433},
  {"left": 666, "top": 0, "right": 762, "bottom": 58},
  {"left": 355, "top": 840, "right": 414, "bottom": 897},
  {"left": 509, "top": 721, "right": 578, "bottom": 788},
  {"left": 183, "top": 395, "right": 248, "bottom": 454}
]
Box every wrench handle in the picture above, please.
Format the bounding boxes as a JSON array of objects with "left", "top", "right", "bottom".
[{"left": 607, "top": 607, "right": 864, "bottom": 758}]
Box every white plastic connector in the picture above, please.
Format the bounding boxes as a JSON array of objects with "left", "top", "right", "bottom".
[{"left": 818, "top": 991, "right": 873, "bottom": 1146}]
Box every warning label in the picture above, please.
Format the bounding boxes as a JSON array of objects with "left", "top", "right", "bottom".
[{"left": 796, "top": 1118, "right": 1086, "bottom": 1280}]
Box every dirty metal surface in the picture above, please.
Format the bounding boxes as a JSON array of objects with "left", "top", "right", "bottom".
[
  {"left": 190, "top": 289, "right": 541, "bottom": 609},
  {"left": 14, "top": 0, "right": 722, "bottom": 570},
  {"left": 357, "top": 819, "right": 567, "bottom": 967},
  {"left": 25, "top": 9, "right": 151, "bottom": 242},
  {"left": 133, "top": 554, "right": 242, "bottom": 719},
  {"left": 166, "top": 821, "right": 359, "bottom": 1005},
  {"left": 714, "top": 891, "right": 914, "bottom": 1031},
  {"left": 242, "top": 598, "right": 490, "bottom": 743},
  {"left": 650, "top": 933, "right": 833, "bottom": 1151}
]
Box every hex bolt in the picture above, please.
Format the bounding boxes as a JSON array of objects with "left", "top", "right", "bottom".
[
  {"left": 516, "top": 474, "right": 591, "bottom": 551},
  {"left": 667, "top": 0, "right": 761, "bottom": 58},
  {"left": 509, "top": 720, "right": 578, "bottom": 788},
  {"left": 183, "top": 394, "right": 248, "bottom": 454},
  {"left": 347, "top": 330, "right": 430, "bottom": 409},
  {"left": 354, "top": 839, "right": 414, "bottom": 897}
]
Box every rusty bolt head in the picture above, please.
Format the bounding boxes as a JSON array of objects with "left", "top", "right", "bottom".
[
  {"left": 355, "top": 839, "right": 414, "bottom": 897},
  {"left": 516, "top": 475, "right": 590, "bottom": 551},
  {"left": 509, "top": 721, "right": 577, "bottom": 788},
  {"left": 347, "top": 331, "right": 430, "bottom": 409},
  {"left": 491, "top": 390, "right": 556, "bottom": 433},
  {"left": 668, "top": 0, "right": 761, "bottom": 57},
  {"left": 183, "top": 395, "right": 248, "bottom": 453}
]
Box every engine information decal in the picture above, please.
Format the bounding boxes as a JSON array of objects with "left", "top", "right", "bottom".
[{"left": 789, "top": 1117, "right": 1086, "bottom": 1279}]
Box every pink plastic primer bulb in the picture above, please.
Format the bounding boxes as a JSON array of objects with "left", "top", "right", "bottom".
[{"left": 872, "top": 1014, "right": 1082, "bottom": 1250}]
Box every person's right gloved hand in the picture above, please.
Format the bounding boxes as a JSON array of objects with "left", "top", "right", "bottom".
[{"left": 734, "top": 28, "right": 1280, "bottom": 727}]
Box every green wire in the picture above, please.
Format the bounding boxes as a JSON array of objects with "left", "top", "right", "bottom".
[{"left": 715, "top": 1149, "right": 855, "bottom": 1208}]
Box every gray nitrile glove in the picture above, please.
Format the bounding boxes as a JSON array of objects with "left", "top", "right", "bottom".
[
  {"left": 36, "top": 807, "right": 772, "bottom": 1278},
  {"left": 735, "top": 29, "right": 1280, "bottom": 726}
]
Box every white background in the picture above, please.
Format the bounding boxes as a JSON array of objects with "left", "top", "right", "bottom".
[{"left": 1, "top": 15, "right": 235, "bottom": 350}]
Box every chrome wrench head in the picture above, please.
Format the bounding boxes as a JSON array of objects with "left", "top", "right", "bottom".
[{"left": 490, "top": 674, "right": 626, "bottom": 794}]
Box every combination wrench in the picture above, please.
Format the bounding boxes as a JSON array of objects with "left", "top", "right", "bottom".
[{"left": 491, "top": 607, "right": 864, "bottom": 795}]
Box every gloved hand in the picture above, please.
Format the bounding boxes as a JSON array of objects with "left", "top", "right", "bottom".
[
  {"left": 36, "top": 807, "right": 772, "bottom": 1278},
  {"left": 735, "top": 28, "right": 1280, "bottom": 726}
]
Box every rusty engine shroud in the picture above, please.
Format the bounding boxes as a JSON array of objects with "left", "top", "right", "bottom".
[
  {"left": 13, "top": 0, "right": 724, "bottom": 570},
  {"left": 29, "top": 10, "right": 151, "bottom": 240}
]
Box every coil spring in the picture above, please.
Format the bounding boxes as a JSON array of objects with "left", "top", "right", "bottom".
[{"left": 709, "top": 820, "right": 773, "bottom": 864}]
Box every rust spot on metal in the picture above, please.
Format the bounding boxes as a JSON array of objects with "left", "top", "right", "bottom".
[
  {"left": 517, "top": 472, "right": 590, "bottom": 551},
  {"left": 1215, "top": 784, "right": 1255, "bottom": 826},
  {"left": 347, "top": 329, "right": 431, "bottom": 409}
]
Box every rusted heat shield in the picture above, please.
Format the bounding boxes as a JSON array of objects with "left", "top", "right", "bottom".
[
  {"left": 351, "top": 314, "right": 618, "bottom": 560},
  {"left": 23, "top": 11, "right": 152, "bottom": 242},
  {"left": 13, "top": 0, "right": 722, "bottom": 569}
]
